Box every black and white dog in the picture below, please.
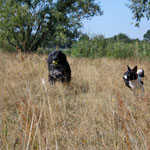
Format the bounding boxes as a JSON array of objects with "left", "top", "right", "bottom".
[
  {"left": 123, "top": 65, "right": 145, "bottom": 96},
  {"left": 47, "top": 50, "right": 71, "bottom": 86}
]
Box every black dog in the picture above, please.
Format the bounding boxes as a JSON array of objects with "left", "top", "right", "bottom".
[
  {"left": 47, "top": 50, "right": 71, "bottom": 85},
  {"left": 123, "top": 65, "right": 145, "bottom": 96}
]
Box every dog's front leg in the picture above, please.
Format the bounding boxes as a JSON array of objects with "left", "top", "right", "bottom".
[
  {"left": 140, "top": 85, "right": 145, "bottom": 98},
  {"left": 131, "top": 88, "right": 138, "bottom": 96},
  {"left": 49, "top": 75, "right": 55, "bottom": 87},
  {"left": 137, "top": 77, "right": 145, "bottom": 98},
  {"left": 50, "top": 80, "right": 55, "bottom": 87}
]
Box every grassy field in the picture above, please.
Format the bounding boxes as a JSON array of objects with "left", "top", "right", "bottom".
[{"left": 0, "top": 52, "right": 150, "bottom": 150}]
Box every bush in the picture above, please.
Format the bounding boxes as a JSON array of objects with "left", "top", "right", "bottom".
[
  {"left": 71, "top": 35, "right": 150, "bottom": 59},
  {"left": 140, "top": 41, "right": 150, "bottom": 58},
  {"left": 106, "top": 41, "right": 134, "bottom": 59},
  {"left": 71, "top": 35, "right": 107, "bottom": 58}
]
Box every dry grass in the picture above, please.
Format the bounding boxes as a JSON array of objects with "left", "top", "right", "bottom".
[{"left": 0, "top": 52, "right": 150, "bottom": 150}]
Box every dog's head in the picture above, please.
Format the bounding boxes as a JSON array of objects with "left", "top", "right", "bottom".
[
  {"left": 123, "top": 65, "right": 138, "bottom": 81},
  {"left": 48, "top": 50, "right": 67, "bottom": 65}
]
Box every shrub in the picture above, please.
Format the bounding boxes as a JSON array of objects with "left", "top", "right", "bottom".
[
  {"left": 71, "top": 35, "right": 107, "bottom": 58},
  {"left": 71, "top": 35, "right": 150, "bottom": 59},
  {"left": 106, "top": 41, "right": 134, "bottom": 59}
]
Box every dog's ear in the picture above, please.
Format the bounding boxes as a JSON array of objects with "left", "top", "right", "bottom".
[
  {"left": 127, "top": 65, "right": 131, "bottom": 71},
  {"left": 132, "top": 65, "right": 137, "bottom": 73}
]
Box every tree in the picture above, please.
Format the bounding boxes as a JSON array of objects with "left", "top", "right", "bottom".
[
  {"left": 143, "top": 30, "right": 150, "bottom": 41},
  {"left": 127, "top": 0, "right": 150, "bottom": 26},
  {"left": 0, "top": 0, "right": 103, "bottom": 52},
  {"left": 112, "top": 33, "right": 132, "bottom": 43},
  {"left": 79, "top": 33, "right": 90, "bottom": 41}
]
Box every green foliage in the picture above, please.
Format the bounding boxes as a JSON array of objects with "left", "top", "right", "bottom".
[
  {"left": 106, "top": 42, "right": 134, "bottom": 59},
  {"left": 111, "top": 33, "right": 132, "bottom": 43},
  {"left": 71, "top": 34, "right": 150, "bottom": 59},
  {"left": 71, "top": 35, "right": 106, "bottom": 58},
  {"left": 143, "top": 30, "right": 150, "bottom": 41},
  {"left": 79, "top": 33, "right": 90, "bottom": 41},
  {"left": 0, "top": 0, "right": 103, "bottom": 52},
  {"left": 127, "top": 0, "right": 150, "bottom": 26},
  {"left": 0, "top": 36, "right": 16, "bottom": 52},
  {"left": 140, "top": 40, "right": 150, "bottom": 58}
]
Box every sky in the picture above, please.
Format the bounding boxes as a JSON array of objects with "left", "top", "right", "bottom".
[{"left": 82, "top": 0, "right": 150, "bottom": 40}]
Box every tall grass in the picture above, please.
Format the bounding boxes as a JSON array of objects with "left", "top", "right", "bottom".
[
  {"left": 71, "top": 37, "right": 150, "bottom": 59},
  {"left": 0, "top": 52, "right": 150, "bottom": 149}
]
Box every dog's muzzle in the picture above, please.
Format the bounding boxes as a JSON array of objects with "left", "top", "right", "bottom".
[
  {"left": 52, "top": 60, "right": 59, "bottom": 64},
  {"left": 123, "top": 75, "right": 127, "bottom": 80}
]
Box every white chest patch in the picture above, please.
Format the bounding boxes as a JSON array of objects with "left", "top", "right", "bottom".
[{"left": 129, "top": 80, "right": 138, "bottom": 89}]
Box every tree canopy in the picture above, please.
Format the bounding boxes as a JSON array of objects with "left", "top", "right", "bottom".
[
  {"left": 128, "top": 0, "right": 150, "bottom": 26},
  {"left": 112, "top": 33, "right": 132, "bottom": 43},
  {"left": 144, "top": 30, "right": 150, "bottom": 41},
  {"left": 0, "top": 0, "right": 103, "bottom": 52}
]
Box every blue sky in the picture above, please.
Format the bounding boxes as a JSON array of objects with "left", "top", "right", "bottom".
[{"left": 82, "top": 0, "right": 150, "bottom": 40}]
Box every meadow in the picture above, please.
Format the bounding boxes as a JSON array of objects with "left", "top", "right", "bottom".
[{"left": 0, "top": 52, "right": 150, "bottom": 150}]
